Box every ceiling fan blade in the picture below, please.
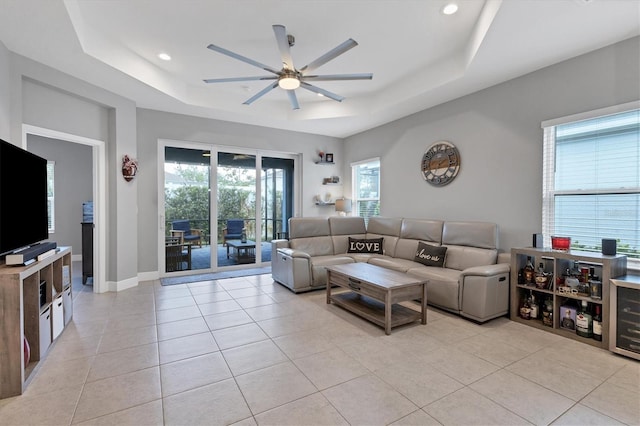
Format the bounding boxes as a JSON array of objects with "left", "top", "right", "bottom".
[
  {"left": 243, "top": 81, "right": 279, "bottom": 105},
  {"left": 273, "top": 24, "right": 294, "bottom": 71},
  {"left": 303, "top": 73, "right": 373, "bottom": 81},
  {"left": 203, "top": 76, "right": 277, "bottom": 83},
  {"left": 207, "top": 43, "right": 281, "bottom": 75},
  {"left": 299, "top": 39, "right": 358, "bottom": 74},
  {"left": 287, "top": 90, "right": 300, "bottom": 110},
  {"left": 300, "top": 82, "right": 344, "bottom": 102}
]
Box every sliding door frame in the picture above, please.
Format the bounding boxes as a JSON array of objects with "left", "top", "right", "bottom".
[{"left": 158, "top": 139, "right": 301, "bottom": 278}]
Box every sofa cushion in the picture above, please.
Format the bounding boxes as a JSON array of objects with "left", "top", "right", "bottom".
[
  {"left": 368, "top": 256, "right": 419, "bottom": 273},
  {"left": 414, "top": 242, "right": 447, "bottom": 267},
  {"left": 347, "top": 237, "right": 384, "bottom": 254},
  {"left": 407, "top": 266, "right": 462, "bottom": 311},
  {"left": 444, "top": 245, "right": 498, "bottom": 271},
  {"left": 310, "top": 255, "right": 355, "bottom": 287},
  {"left": 290, "top": 236, "right": 334, "bottom": 257}
]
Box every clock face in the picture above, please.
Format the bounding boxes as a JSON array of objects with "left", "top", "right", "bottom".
[{"left": 421, "top": 141, "right": 461, "bottom": 186}]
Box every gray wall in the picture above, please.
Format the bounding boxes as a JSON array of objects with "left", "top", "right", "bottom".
[
  {"left": 0, "top": 41, "right": 10, "bottom": 141},
  {"left": 1, "top": 33, "right": 637, "bottom": 280},
  {"left": 7, "top": 53, "right": 139, "bottom": 289},
  {"left": 343, "top": 36, "right": 640, "bottom": 253},
  {"left": 26, "top": 134, "right": 92, "bottom": 256},
  {"left": 136, "top": 109, "right": 343, "bottom": 273}
]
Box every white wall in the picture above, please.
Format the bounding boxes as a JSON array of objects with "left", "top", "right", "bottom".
[
  {"left": 136, "top": 108, "right": 343, "bottom": 274},
  {"left": 343, "top": 36, "right": 640, "bottom": 253}
]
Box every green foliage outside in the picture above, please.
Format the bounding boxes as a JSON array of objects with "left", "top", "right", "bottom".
[
  {"left": 165, "top": 164, "right": 283, "bottom": 243},
  {"left": 572, "top": 239, "right": 639, "bottom": 259}
]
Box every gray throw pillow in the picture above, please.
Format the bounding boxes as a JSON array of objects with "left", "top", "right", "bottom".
[
  {"left": 414, "top": 242, "right": 447, "bottom": 267},
  {"left": 347, "top": 237, "right": 384, "bottom": 254}
]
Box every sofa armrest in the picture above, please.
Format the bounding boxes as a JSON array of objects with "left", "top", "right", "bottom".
[
  {"left": 277, "top": 247, "right": 311, "bottom": 259},
  {"left": 460, "top": 263, "right": 510, "bottom": 278},
  {"left": 272, "top": 239, "right": 290, "bottom": 250},
  {"left": 459, "top": 263, "right": 510, "bottom": 323}
]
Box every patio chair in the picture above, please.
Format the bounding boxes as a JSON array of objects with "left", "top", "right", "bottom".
[
  {"left": 171, "top": 220, "right": 203, "bottom": 248},
  {"left": 165, "top": 242, "right": 192, "bottom": 272},
  {"left": 223, "top": 219, "right": 244, "bottom": 245}
]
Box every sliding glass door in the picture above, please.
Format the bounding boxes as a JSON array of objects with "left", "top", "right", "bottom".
[
  {"left": 164, "top": 147, "right": 211, "bottom": 273},
  {"left": 217, "top": 152, "right": 257, "bottom": 266},
  {"left": 161, "top": 142, "right": 297, "bottom": 276}
]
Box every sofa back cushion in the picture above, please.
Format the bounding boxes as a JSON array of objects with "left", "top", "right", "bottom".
[
  {"left": 441, "top": 221, "right": 498, "bottom": 270},
  {"left": 442, "top": 221, "right": 497, "bottom": 249},
  {"left": 393, "top": 218, "right": 445, "bottom": 261},
  {"left": 400, "top": 219, "right": 443, "bottom": 243},
  {"left": 329, "top": 217, "right": 366, "bottom": 254},
  {"left": 366, "top": 217, "right": 402, "bottom": 256},
  {"left": 288, "top": 217, "right": 334, "bottom": 256}
]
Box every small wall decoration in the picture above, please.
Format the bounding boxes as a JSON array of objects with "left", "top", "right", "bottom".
[
  {"left": 325, "top": 153, "right": 334, "bottom": 163},
  {"left": 421, "top": 141, "right": 460, "bottom": 187},
  {"left": 122, "top": 155, "right": 138, "bottom": 182}
]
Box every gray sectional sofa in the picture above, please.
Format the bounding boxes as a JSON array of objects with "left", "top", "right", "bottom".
[{"left": 271, "top": 216, "right": 511, "bottom": 322}]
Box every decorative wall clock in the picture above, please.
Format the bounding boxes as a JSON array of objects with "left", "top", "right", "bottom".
[{"left": 421, "top": 141, "right": 461, "bottom": 187}]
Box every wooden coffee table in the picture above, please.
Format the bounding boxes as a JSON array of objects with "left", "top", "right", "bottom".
[{"left": 326, "top": 263, "right": 427, "bottom": 335}]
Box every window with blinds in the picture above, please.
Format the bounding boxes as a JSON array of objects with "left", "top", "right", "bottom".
[
  {"left": 352, "top": 158, "right": 380, "bottom": 225},
  {"left": 47, "top": 161, "right": 55, "bottom": 233},
  {"left": 542, "top": 107, "right": 639, "bottom": 261}
]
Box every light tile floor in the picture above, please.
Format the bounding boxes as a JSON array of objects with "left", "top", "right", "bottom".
[{"left": 1, "top": 274, "right": 639, "bottom": 425}]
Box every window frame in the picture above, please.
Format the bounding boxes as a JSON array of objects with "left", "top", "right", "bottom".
[
  {"left": 351, "top": 157, "right": 380, "bottom": 223},
  {"left": 541, "top": 101, "right": 640, "bottom": 267}
]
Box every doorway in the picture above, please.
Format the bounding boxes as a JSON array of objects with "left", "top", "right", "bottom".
[
  {"left": 22, "top": 125, "right": 106, "bottom": 293},
  {"left": 160, "top": 141, "right": 297, "bottom": 277}
]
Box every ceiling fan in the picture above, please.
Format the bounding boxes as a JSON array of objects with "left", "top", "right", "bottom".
[{"left": 203, "top": 24, "right": 373, "bottom": 110}]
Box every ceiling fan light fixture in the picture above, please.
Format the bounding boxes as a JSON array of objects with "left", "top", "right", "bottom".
[{"left": 278, "top": 74, "right": 300, "bottom": 90}]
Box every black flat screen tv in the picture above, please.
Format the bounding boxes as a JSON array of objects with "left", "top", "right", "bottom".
[{"left": 0, "top": 138, "right": 49, "bottom": 258}]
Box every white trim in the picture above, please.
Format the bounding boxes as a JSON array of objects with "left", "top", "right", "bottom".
[
  {"left": 22, "top": 124, "right": 108, "bottom": 294},
  {"left": 138, "top": 271, "right": 159, "bottom": 283},
  {"left": 107, "top": 275, "right": 138, "bottom": 292},
  {"left": 350, "top": 156, "right": 380, "bottom": 167},
  {"left": 541, "top": 100, "right": 640, "bottom": 128}
]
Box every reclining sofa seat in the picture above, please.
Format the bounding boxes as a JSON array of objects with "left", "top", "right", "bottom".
[{"left": 271, "top": 216, "right": 510, "bottom": 322}]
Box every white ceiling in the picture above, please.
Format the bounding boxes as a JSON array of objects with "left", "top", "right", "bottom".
[{"left": 0, "top": 0, "right": 638, "bottom": 138}]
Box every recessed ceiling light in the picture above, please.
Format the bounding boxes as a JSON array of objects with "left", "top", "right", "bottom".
[
  {"left": 442, "top": 3, "right": 458, "bottom": 15},
  {"left": 158, "top": 52, "right": 171, "bottom": 61},
  {"left": 317, "top": 93, "right": 324, "bottom": 97}
]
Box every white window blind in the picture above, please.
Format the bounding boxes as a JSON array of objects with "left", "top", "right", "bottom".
[
  {"left": 351, "top": 158, "right": 380, "bottom": 225},
  {"left": 542, "top": 107, "right": 640, "bottom": 262}
]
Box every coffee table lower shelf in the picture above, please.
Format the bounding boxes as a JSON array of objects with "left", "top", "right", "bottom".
[{"left": 330, "top": 292, "right": 422, "bottom": 330}]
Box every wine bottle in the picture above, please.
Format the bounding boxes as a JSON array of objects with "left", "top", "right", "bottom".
[
  {"left": 529, "top": 291, "right": 539, "bottom": 320},
  {"left": 524, "top": 257, "right": 535, "bottom": 284},
  {"left": 593, "top": 304, "right": 602, "bottom": 341},
  {"left": 576, "top": 301, "right": 593, "bottom": 338},
  {"left": 520, "top": 293, "right": 531, "bottom": 320}
]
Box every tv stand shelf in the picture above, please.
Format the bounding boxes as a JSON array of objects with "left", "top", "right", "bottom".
[{"left": 0, "top": 247, "right": 72, "bottom": 399}]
